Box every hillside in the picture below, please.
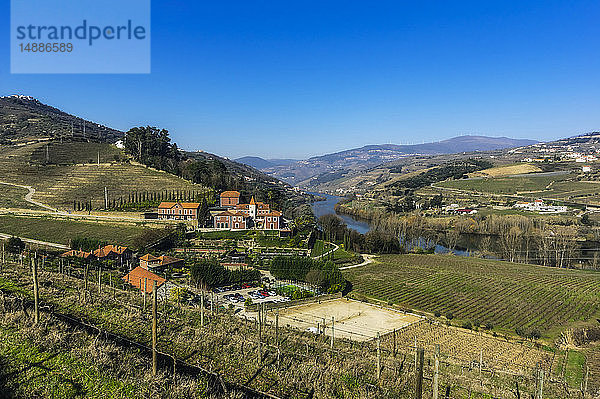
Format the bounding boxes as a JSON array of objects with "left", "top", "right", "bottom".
[
  {"left": 0, "top": 97, "right": 312, "bottom": 215},
  {"left": 262, "top": 135, "right": 537, "bottom": 186},
  {"left": 235, "top": 156, "right": 298, "bottom": 169},
  {"left": 0, "top": 95, "right": 123, "bottom": 143},
  {"left": 0, "top": 141, "right": 212, "bottom": 211},
  {"left": 345, "top": 254, "right": 600, "bottom": 338}
]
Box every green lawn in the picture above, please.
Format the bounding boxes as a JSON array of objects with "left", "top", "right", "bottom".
[
  {"left": 344, "top": 254, "right": 600, "bottom": 338},
  {"left": 0, "top": 215, "right": 164, "bottom": 247}
]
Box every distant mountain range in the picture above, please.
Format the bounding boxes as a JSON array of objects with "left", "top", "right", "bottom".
[
  {"left": 234, "top": 156, "right": 298, "bottom": 170},
  {"left": 0, "top": 95, "right": 123, "bottom": 143},
  {"left": 238, "top": 135, "right": 538, "bottom": 186}
]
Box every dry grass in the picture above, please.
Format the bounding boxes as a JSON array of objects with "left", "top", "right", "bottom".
[
  {"left": 0, "top": 256, "right": 583, "bottom": 399},
  {"left": 469, "top": 163, "right": 542, "bottom": 178}
]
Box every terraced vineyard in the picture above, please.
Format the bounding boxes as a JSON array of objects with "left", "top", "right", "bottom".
[
  {"left": 0, "top": 142, "right": 211, "bottom": 210},
  {"left": 436, "top": 173, "right": 572, "bottom": 195},
  {"left": 345, "top": 254, "right": 600, "bottom": 338},
  {"left": 384, "top": 320, "right": 556, "bottom": 374}
]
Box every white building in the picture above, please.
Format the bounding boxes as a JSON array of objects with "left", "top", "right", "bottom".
[{"left": 514, "top": 199, "right": 567, "bottom": 214}]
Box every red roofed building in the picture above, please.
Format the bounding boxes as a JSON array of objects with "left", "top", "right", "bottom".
[
  {"left": 139, "top": 253, "right": 185, "bottom": 271},
  {"left": 214, "top": 210, "right": 250, "bottom": 230},
  {"left": 158, "top": 202, "right": 201, "bottom": 220},
  {"left": 123, "top": 266, "right": 166, "bottom": 293},
  {"left": 220, "top": 191, "right": 240, "bottom": 207},
  {"left": 93, "top": 245, "right": 132, "bottom": 261},
  {"left": 257, "top": 210, "right": 282, "bottom": 230},
  {"left": 61, "top": 249, "right": 95, "bottom": 260},
  {"left": 214, "top": 192, "right": 283, "bottom": 230}
]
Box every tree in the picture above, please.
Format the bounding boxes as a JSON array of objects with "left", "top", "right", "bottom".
[
  {"left": 124, "top": 126, "right": 182, "bottom": 174},
  {"left": 6, "top": 236, "right": 25, "bottom": 254}
]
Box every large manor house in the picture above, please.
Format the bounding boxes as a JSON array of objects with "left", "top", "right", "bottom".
[
  {"left": 213, "top": 191, "right": 282, "bottom": 230},
  {"left": 156, "top": 191, "right": 282, "bottom": 231}
]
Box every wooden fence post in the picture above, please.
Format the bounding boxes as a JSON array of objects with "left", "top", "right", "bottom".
[
  {"left": 415, "top": 347, "right": 424, "bottom": 399},
  {"left": 537, "top": 368, "right": 544, "bottom": 399},
  {"left": 276, "top": 309, "right": 280, "bottom": 365},
  {"left": 331, "top": 316, "right": 335, "bottom": 349},
  {"left": 258, "top": 303, "right": 263, "bottom": 365},
  {"left": 200, "top": 291, "right": 204, "bottom": 327},
  {"left": 433, "top": 344, "right": 440, "bottom": 399},
  {"left": 377, "top": 332, "right": 381, "bottom": 382},
  {"left": 393, "top": 328, "right": 397, "bottom": 357},
  {"left": 32, "top": 256, "right": 39, "bottom": 325},
  {"left": 152, "top": 281, "right": 157, "bottom": 376}
]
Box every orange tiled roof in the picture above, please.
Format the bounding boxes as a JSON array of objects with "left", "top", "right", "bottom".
[
  {"left": 263, "top": 211, "right": 282, "bottom": 217},
  {"left": 220, "top": 191, "right": 240, "bottom": 198},
  {"left": 93, "top": 247, "right": 111, "bottom": 258},
  {"left": 158, "top": 202, "right": 200, "bottom": 209},
  {"left": 123, "top": 267, "right": 166, "bottom": 293},
  {"left": 61, "top": 249, "right": 94, "bottom": 259},
  {"left": 139, "top": 253, "right": 161, "bottom": 262},
  {"left": 180, "top": 202, "right": 200, "bottom": 209},
  {"left": 217, "top": 210, "right": 248, "bottom": 217},
  {"left": 159, "top": 255, "right": 183, "bottom": 265}
]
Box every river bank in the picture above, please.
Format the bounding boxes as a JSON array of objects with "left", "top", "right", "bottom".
[{"left": 309, "top": 193, "right": 371, "bottom": 234}]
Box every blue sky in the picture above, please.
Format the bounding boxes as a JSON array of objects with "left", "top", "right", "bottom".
[{"left": 1, "top": 1, "right": 600, "bottom": 159}]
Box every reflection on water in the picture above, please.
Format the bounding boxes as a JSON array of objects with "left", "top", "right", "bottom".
[{"left": 309, "top": 193, "right": 371, "bottom": 234}]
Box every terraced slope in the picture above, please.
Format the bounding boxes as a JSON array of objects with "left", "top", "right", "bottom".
[
  {"left": 345, "top": 254, "right": 600, "bottom": 338},
  {"left": 0, "top": 142, "right": 211, "bottom": 210}
]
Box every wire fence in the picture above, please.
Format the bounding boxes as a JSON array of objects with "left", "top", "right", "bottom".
[{"left": 0, "top": 249, "right": 592, "bottom": 399}]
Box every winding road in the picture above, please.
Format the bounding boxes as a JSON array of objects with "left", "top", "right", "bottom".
[
  {"left": 0, "top": 181, "right": 57, "bottom": 212},
  {"left": 339, "top": 254, "right": 376, "bottom": 270}
]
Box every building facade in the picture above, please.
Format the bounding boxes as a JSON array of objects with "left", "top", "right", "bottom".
[
  {"left": 158, "top": 202, "right": 201, "bottom": 220},
  {"left": 214, "top": 193, "right": 282, "bottom": 230},
  {"left": 219, "top": 191, "right": 241, "bottom": 207}
]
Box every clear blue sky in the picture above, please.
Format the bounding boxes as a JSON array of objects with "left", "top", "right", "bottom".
[{"left": 2, "top": 1, "right": 599, "bottom": 159}]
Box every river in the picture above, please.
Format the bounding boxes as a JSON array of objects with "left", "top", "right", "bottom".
[
  {"left": 309, "top": 192, "right": 473, "bottom": 256},
  {"left": 309, "top": 193, "right": 371, "bottom": 234}
]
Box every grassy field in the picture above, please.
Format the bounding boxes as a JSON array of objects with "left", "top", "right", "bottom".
[
  {"left": 0, "top": 142, "right": 211, "bottom": 210},
  {"left": 0, "top": 184, "right": 42, "bottom": 210},
  {"left": 344, "top": 254, "right": 600, "bottom": 338},
  {"left": 470, "top": 163, "right": 542, "bottom": 178},
  {"left": 0, "top": 215, "right": 164, "bottom": 247},
  {"left": 436, "top": 173, "right": 572, "bottom": 195}
]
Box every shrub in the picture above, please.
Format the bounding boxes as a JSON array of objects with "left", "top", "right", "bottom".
[
  {"left": 462, "top": 320, "right": 473, "bottom": 330},
  {"left": 445, "top": 312, "right": 454, "bottom": 320},
  {"left": 434, "top": 311, "right": 441, "bottom": 317}
]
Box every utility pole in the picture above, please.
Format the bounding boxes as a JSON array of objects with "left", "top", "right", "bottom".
[
  {"left": 104, "top": 186, "right": 108, "bottom": 209},
  {"left": 152, "top": 281, "right": 158, "bottom": 376},
  {"left": 97, "top": 151, "right": 100, "bottom": 166},
  {"left": 393, "top": 328, "right": 397, "bottom": 357},
  {"left": 32, "top": 256, "right": 39, "bottom": 325}
]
